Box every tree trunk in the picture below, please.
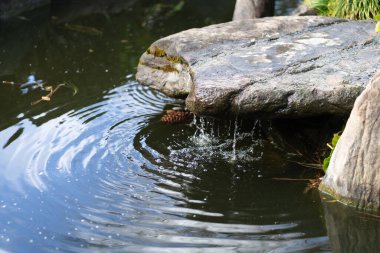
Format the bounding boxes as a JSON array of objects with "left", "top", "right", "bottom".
[
  {"left": 319, "top": 72, "right": 380, "bottom": 211},
  {"left": 233, "top": 0, "right": 274, "bottom": 20}
]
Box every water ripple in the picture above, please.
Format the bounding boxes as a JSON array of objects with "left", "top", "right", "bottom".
[{"left": 0, "top": 81, "right": 329, "bottom": 252}]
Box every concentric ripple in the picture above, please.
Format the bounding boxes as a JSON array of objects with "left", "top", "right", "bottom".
[{"left": 0, "top": 81, "right": 329, "bottom": 252}]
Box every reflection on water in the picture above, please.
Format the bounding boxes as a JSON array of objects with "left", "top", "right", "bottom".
[
  {"left": 0, "top": 81, "right": 330, "bottom": 252},
  {"left": 322, "top": 195, "right": 380, "bottom": 253},
  {"left": 0, "top": 0, "right": 378, "bottom": 252}
]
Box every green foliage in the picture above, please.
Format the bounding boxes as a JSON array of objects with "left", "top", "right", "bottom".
[
  {"left": 329, "top": 0, "right": 380, "bottom": 20},
  {"left": 305, "top": 0, "right": 380, "bottom": 20},
  {"left": 305, "top": 0, "right": 329, "bottom": 15},
  {"left": 322, "top": 131, "right": 341, "bottom": 173},
  {"left": 375, "top": 14, "right": 380, "bottom": 32}
]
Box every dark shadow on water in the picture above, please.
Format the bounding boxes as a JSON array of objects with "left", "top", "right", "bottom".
[{"left": 322, "top": 194, "right": 380, "bottom": 253}]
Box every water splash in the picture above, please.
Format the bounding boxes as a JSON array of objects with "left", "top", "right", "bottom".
[
  {"left": 231, "top": 117, "right": 239, "bottom": 161},
  {"left": 191, "top": 116, "right": 213, "bottom": 147}
]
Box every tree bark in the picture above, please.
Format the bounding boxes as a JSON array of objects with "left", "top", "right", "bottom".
[
  {"left": 320, "top": 72, "right": 380, "bottom": 211},
  {"left": 233, "top": 0, "right": 274, "bottom": 20}
]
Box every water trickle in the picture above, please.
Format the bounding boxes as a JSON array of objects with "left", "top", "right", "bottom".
[
  {"left": 231, "top": 117, "right": 239, "bottom": 161},
  {"left": 191, "top": 116, "right": 213, "bottom": 147}
]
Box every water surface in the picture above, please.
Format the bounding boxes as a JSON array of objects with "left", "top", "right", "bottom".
[{"left": 0, "top": 1, "right": 379, "bottom": 252}]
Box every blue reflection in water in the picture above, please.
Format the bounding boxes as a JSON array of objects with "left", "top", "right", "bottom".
[{"left": 0, "top": 81, "right": 330, "bottom": 252}]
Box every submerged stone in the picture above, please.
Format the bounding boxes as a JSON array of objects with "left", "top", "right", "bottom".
[{"left": 136, "top": 16, "right": 380, "bottom": 118}]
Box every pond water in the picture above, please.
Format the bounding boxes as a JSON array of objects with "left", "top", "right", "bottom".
[{"left": 0, "top": 1, "right": 379, "bottom": 252}]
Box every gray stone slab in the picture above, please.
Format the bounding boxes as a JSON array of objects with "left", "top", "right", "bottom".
[{"left": 136, "top": 16, "right": 380, "bottom": 118}]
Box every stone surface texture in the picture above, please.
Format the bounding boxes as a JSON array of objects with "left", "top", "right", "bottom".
[
  {"left": 320, "top": 72, "right": 380, "bottom": 211},
  {"left": 136, "top": 16, "right": 380, "bottom": 118}
]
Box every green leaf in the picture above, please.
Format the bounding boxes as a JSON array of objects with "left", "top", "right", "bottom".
[
  {"left": 331, "top": 132, "right": 341, "bottom": 146},
  {"left": 376, "top": 21, "right": 380, "bottom": 32},
  {"left": 322, "top": 155, "right": 331, "bottom": 173},
  {"left": 322, "top": 131, "right": 342, "bottom": 173},
  {"left": 374, "top": 14, "right": 380, "bottom": 20}
]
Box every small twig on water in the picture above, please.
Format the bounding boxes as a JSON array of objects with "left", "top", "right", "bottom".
[
  {"left": 272, "top": 177, "right": 323, "bottom": 192},
  {"left": 356, "top": 210, "right": 380, "bottom": 221},
  {"left": 2, "top": 81, "right": 16, "bottom": 85},
  {"left": 31, "top": 83, "right": 65, "bottom": 106},
  {"left": 287, "top": 160, "right": 322, "bottom": 169},
  {"left": 272, "top": 178, "right": 315, "bottom": 181}
]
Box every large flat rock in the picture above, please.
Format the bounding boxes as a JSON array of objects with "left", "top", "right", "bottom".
[{"left": 136, "top": 16, "right": 380, "bottom": 117}]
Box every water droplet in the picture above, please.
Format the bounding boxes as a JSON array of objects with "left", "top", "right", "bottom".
[{"left": 16, "top": 113, "right": 25, "bottom": 119}]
